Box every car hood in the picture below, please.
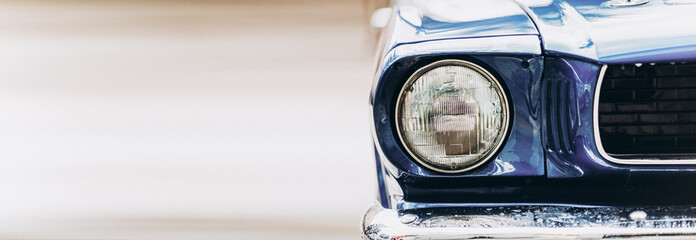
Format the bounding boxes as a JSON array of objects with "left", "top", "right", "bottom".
[{"left": 521, "top": 0, "right": 696, "bottom": 63}]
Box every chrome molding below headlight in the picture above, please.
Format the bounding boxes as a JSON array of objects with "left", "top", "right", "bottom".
[{"left": 362, "top": 202, "right": 696, "bottom": 239}]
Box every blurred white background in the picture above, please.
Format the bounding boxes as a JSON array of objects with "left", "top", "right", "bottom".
[{"left": 0, "top": 0, "right": 375, "bottom": 239}]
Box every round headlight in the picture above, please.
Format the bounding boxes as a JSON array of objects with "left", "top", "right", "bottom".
[{"left": 396, "top": 60, "right": 509, "bottom": 173}]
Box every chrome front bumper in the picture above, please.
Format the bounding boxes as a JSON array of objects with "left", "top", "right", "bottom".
[{"left": 362, "top": 203, "right": 696, "bottom": 239}]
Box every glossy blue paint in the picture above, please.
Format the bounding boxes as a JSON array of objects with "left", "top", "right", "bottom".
[
  {"left": 371, "top": 53, "right": 546, "bottom": 206},
  {"left": 369, "top": 1, "right": 545, "bottom": 208},
  {"left": 371, "top": 36, "right": 543, "bottom": 109},
  {"left": 544, "top": 57, "right": 696, "bottom": 179},
  {"left": 372, "top": 145, "right": 390, "bottom": 208},
  {"left": 370, "top": 0, "right": 696, "bottom": 208},
  {"left": 370, "top": 48, "right": 546, "bottom": 177},
  {"left": 521, "top": 0, "right": 696, "bottom": 63},
  {"left": 382, "top": 0, "right": 538, "bottom": 55},
  {"left": 542, "top": 57, "right": 622, "bottom": 178}
]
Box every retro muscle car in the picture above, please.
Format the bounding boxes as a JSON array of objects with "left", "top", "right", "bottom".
[{"left": 362, "top": 0, "right": 696, "bottom": 239}]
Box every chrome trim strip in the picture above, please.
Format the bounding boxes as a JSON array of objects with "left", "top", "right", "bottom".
[
  {"left": 593, "top": 65, "right": 696, "bottom": 165},
  {"left": 394, "top": 59, "right": 511, "bottom": 173},
  {"left": 362, "top": 202, "right": 696, "bottom": 240},
  {"left": 608, "top": 0, "right": 650, "bottom": 7},
  {"left": 389, "top": 35, "right": 542, "bottom": 57}
]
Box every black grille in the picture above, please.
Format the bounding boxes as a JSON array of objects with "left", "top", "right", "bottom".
[{"left": 598, "top": 62, "right": 696, "bottom": 158}]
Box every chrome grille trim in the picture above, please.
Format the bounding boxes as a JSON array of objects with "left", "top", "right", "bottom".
[{"left": 593, "top": 64, "right": 696, "bottom": 165}]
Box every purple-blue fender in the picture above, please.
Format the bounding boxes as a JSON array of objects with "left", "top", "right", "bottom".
[{"left": 369, "top": 0, "right": 696, "bottom": 208}]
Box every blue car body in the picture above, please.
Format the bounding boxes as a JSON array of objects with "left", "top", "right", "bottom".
[{"left": 364, "top": 0, "right": 696, "bottom": 239}]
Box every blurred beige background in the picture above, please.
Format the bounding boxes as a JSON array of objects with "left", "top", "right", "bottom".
[{"left": 0, "top": 0, "right": 375, "bottom": 239}]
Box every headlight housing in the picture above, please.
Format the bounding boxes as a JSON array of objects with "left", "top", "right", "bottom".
[{"left": 396, "top": 59, "right": 510, "bottom": 173}]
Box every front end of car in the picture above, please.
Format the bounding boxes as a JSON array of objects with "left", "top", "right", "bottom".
[{"left": 363, "top": 0, "right": 696, "bottom": 239}]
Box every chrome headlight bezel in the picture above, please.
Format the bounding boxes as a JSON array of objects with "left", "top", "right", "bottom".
[{"left": 394, "top": 59, "right": 511, "bottom": 173}]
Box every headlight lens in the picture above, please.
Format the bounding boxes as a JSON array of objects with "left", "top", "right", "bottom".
[{"left": 396, "top": 60, "right": 509, "bottom": 173}]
